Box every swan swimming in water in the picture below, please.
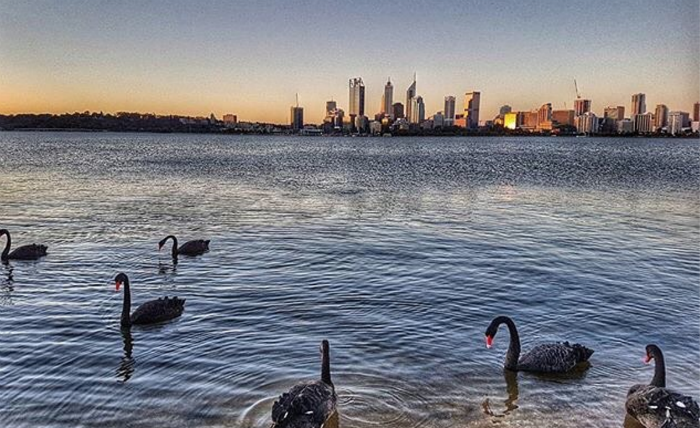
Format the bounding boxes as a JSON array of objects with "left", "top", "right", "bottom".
[
  {"left": 114, "top": 272, "right": 185, "bottom": 327},
  {"left": 626, "top": 344, "right": 699, "bottom": 428},
  {"left": 484, "top": 315, "right": 594, "bottom": 373},
  {"left": 270, "top": 340, "right": 337, "bottom": 428},
  {"left": 1, "top": 229, "right": 47, "bottom": 261},
  {"left": 158, "top": 235, "right": 210, "bottom": 257}
]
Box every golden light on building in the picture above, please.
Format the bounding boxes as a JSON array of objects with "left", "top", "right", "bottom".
[{"left": 504, "top": 112, "right": 518, "bottom": 130}]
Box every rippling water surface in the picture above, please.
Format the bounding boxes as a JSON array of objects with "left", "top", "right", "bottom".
[{"left": 0, "top": 133, "right": 698, "bottom": 428}]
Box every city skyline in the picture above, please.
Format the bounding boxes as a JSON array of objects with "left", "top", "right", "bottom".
[{"left": 1, "top": 0, "right": 698, "bottom": 123}]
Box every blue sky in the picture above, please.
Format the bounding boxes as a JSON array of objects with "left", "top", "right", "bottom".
[{"left": 1, "top": 0, "right": 698, "bottom": 122}]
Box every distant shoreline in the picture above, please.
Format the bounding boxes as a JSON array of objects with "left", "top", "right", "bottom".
[{"left": 1, "top": 128, "right": 698, "bottom": 139}]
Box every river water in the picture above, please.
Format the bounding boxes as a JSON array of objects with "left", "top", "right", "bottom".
[{"left": 0, "top": 132, "right": 698, "bottom": 427}]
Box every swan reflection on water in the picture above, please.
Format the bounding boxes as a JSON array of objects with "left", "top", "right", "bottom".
[
  {"left": 158, "top": 258, "right": 178, "bottom": 275},
  {"left": 1, "top": 263, "right": 14, "bottom": 305},
  {"left": 117, "top": 327, "right": 135, "bottom": 383},
  {"left": 482, "top": 369, "right": 519, "bottom": 419}
]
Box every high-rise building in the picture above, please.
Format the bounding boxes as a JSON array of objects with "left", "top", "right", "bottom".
[
  {"left": 668, "top": 111, "right": 688, "bottom": 135},
  {"left": 575, "top": 112, "right": 598, "bottom": 134},
  {"left": 432, "top": 112, "right": 445, "bottom": 128},
  {"left": 537, "top": 103, "right": 552, "bottom": 130},
  {"left": 631, "top": 93, "right": 646, "bottom": 116},
  {"left": 654, "top": 104, "right": 668, "bottom": 130},
  {"left": 444, "top": 96, "right": 456, "bottom": 126},
  {"left": 325, "top": 101, "right": 337, "bottom": 118},
  {"left": 349, "top": 77, "right": 365, "bottom": 117},
  {"left": 552, "top": 110, "right": 575, "bottom": 126},
  {"left": 463, "top": 91, "right": 481, "bottom": 129},
  {"left": 392, "top": 102, "right": 404, "bottom": 119},
  {"left": 410, "top": 96, "right": 425, "bottom": 124},
  {"left": 634, "top": 112, "right": 653, "bottom": 134},
  {"left": 406, "top": 74, "right": 417, "bottom": 123},
  {"left": 693, "top": 102, "right": 700, "bottom": 122},
  {"left": 381, "top": 78, "right": 393, "bottom": 116},
  {"left": 504, "top": 112, "right": 524, "bottom": 130},
  {"left": 603, "top": 106, "right": 625, "bottom": 121},
  {"left": 290, "top": 106, "right": 304, "bottom": 131},
  {"left": 574, "top": 99, "right": 592, "bottom": 116}
]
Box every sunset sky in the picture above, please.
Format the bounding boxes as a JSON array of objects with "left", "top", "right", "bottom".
[{"left": 1, "top": 0, "right": 698, "bottom": 123}]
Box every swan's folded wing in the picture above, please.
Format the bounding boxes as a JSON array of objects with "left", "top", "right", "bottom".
[
  {"left": 271, "top": 381, "right": 336, "bottom": 428},
  {"left": 518, "top": 343, "right": 579, "bottom": 372}
]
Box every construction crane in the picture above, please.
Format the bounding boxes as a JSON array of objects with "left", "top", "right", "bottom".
[{"left": 574, "top": 78, "right": 581, "bottom": 99}]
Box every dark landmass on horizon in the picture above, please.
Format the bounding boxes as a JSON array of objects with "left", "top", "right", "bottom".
[{"left": 1, "top": 112, "right": 698, "bottom": 138}]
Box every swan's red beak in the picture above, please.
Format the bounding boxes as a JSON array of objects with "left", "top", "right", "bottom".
[
  {"left": 643, "top": 354, "right": 652, "bottom": 364},
  {"left": 115, "top": 281, "right": 121, "bottom": 291},
  {"left": 485, "top": 335, "right": 493, "bottom": 349}
]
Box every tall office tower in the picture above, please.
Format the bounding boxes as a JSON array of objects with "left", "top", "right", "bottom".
[
  {"left": 392, "top": 102, "right": 404, "bottom": 119},
  {"left": 575, "top": 112, "right": 598, "bottom": 134},
  {"left": 406, "top": 73, "right": 417, "bottom": 123},
  {"left": 537, "top": 103, "right": 552, "bottom": 130},
  {"left": 654, "top": 104, "right": 668, "bottom": 129},
  {"left": 631, "top": 93, "right": 646, "bottom": 116},
  {"left": 574, "top": 99, "right": 592, "bottom": 116},
  {"left": 463, "top": 91, "right": 481, "bottom": 129},
  {"left": 668, "top": 111, "right": 690, "bottom": 135},
  {"left": 381, "top": 78, "right": 393, "bottom": 116},
  {"left": 693, "top": 102, "right": 700, "bottom": 122},
  {"left": 325, "top": 100, "right": 337, "bottom": 118},
  {"left": 604, "top": 106, "right": 625, "bottom": 121},
  {"left": 290, "top": 106, "right": 304, "bottom": 131},
  {"left": 410, "top": 96, "right": 424, "bottom": 124},
  {"left": 348, "top": 77, "right": 365, "bottom": 117},
  {"left": 634, "top": 112, "right": 653, "bottom": 133},
  {"left": 444, "top": 96, "right": 456, "bottom": 125},
  {"left": 499, "top": 105, "right": 512, "bottom": 116}
]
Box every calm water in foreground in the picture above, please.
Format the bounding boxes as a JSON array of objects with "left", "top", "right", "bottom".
[{"left": 0, "top": 133, "right": 698, "bottom": 428}]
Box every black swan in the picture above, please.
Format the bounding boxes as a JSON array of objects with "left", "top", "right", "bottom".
[
  {"left": 114, "top": 273, "right": 185, "bottom": 327},
  {"left": 1, "top": 229, "right": 47, "bottom": 261},
  {"left": 270, "top": 340, "right": 337, "bottom": 428},
  {"left": 158, "top": 235, "right": 210, "bottom": 257},
  {"left": 626, "top": 344, "right": 699, "bottom": 428},
  {"left": 484, "top": 316, "right": 594, "bottom": 373}
]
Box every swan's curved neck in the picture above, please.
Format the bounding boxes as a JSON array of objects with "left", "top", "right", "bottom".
[
  {"left": 499, "top": 317, "right": 521, "bottom": 370},
  {"left": 165, "top": 235, "right": 178, "bottom": 257},
  {"left": 650, "top": 350, "right": 666, "bottom": 388},
  {"left": 121, "top": 278, "right": 132, "bottom": 327},
  {"left": 0, "top": 230, "right": 10, "bottom": 260},
  {"left": 321, "top": 346, "right": 332, "bottom": 387}
]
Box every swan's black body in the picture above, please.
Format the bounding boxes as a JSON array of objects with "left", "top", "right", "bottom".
[
  {"left": 626, "top": 345, "right": 699, "bottom": 428},
  {"left": 1, "top": 229, "right": 48, "bottom": 261},
  {"left": 271, "top": 340, "right": 337, "bottom": 428},
  {"left": 115, "top": 273, "right": 185, "bottom": 327},
  {"left": 158, "top": 235, "right": 209, "bottom": 257},
  {"left": 484, "top": 316, "right": 593, "bottom": 373}
]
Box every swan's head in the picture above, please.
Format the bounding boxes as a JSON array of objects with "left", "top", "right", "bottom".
[
  {"left": 484, "top": 317, "right": 506, "bottom": 349},
  {"left": 644, "top": 344, "right": 662, "bottom": 364},
  {"left": 158, "top": 238, "right": 167, "bottom": 251},
  {"left": 114, "top": 272, "right": 128, "bottom": 291}
]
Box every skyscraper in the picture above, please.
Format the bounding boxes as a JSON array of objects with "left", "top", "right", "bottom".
[
  {"left": 444, "top": 96, "right": 456, "bottom": 126},
  {"left": 463, "top": 91, "right": 481, "bottom": 129},
  {"left": 693, "top": 102, "right": 700, "bottom": 122},
  {"left": 290, "top": 106, "right": 304, "bottom": 131},
  {"left": 604, "top": 106, "right": 625, "bottom": 121},
  {"left": 348, "top": 77, "right": 365, "bottom": 117},
  {"left": 410, "top": 96, "right": 425, "bottom": 124},
  {"left": 406, "top": 73, "right": 416, "bottom": 123},
  {"left": 325, "top": 100, "right": 337, "bottom": 118},
  {"left": 574, "top": 99, "right": 592, "bottom": 116},
  {"left": 392, "top": 102, "right": 404, "bottom": 119},
  {"left": 631, "top": 93, "right": 646, "bottom": 116},
  {"left": 634, "top": 112, "right": 653, "bottom": 133},
  {"left": 654, "top": 104, "right": 668, "bottom": 129},
  {"left": 537, "top": 103, "right": 552, "bottom": 130},
  {"left": 381, "top": 78, "right": 393, "bottom": 117}
]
